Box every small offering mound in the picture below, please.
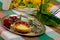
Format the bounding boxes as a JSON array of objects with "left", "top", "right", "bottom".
[{"left": 11, "top": 21, "right": 31, "bottom": 33}]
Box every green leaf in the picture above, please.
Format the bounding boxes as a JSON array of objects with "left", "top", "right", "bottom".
[
  {"left": 26, "top": 4, "right": 36, "bottom": 8},
  {"left": 37, "top": 14, "right": 58, "bottom": 26},
  {"left": 44, "top": 0, "right": 50, "bottom": 3},
  {"left": 41, "top": 11, "right": 60, "bottom": 24},
  {"left": 36, "top": 0, "right": 60, "bottom": 26}
]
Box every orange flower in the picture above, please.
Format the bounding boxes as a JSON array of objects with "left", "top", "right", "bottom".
[
  {"left": 31, "top": 0, "right": 41, "bottom": 4},
  {"left": 18, "top": 6, "right": 26, "bottom": 9},
  {"left": 31, "top": 0, "right": 44, "bottom": 4},
  {"left": 10, "top": 3, "right": 14, "bottom": 9},
  {"left": 23, "top": 0, "right": 29, "bottom": 4}
]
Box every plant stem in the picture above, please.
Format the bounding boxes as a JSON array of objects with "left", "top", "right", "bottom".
[{"left": 40, "top": 0, "right": 43, "bottom": 13}]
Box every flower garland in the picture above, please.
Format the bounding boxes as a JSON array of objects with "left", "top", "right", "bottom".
[{"left": 10, "top": 0, "right": 44, "bottom": 9}]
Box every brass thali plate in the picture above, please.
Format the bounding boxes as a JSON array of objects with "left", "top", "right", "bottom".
[{"left": 1, "top": 14, "right": 46, "bottom": 36}]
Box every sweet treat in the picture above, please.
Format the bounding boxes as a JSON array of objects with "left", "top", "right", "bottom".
[
  {"left": 3, "top": 19, "right": 11, "bottom": 28},
  {"left": 11, "top": 21, "right": 31, "bottom": 33},
  {"left": 3, "top": 15, "right": 31, "bottom": 33},
  {"left": 3, "top": 16, "right": 18, "bottom": 27},
  {"left": 9, "top": 16, "right": 18, "bottom": 22}
]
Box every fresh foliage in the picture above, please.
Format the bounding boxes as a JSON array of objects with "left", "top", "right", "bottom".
[{"left": 36, "top": 0, "right": 60, "bottom": 27}]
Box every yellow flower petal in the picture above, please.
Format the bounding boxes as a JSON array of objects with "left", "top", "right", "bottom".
[
  {"left": 18, "top": 6, "right": 26, "bottom": 9},
  {"left": 31, "top": 0, "right": 41, "bottom": 4},
  {"left": 46, "top": 2, "right": 55, "bottom": 11},
  {"left": 10, "top": 3, "right": 14, "bottom": 9},
  {"left": 23, "top": 0, "right": 29, "bottom": 4}
]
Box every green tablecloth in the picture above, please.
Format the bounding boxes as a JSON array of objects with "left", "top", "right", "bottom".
[
  {"left": 0, "top": 0, "right": 60, "bottom": 40},
  {"left": 0, "top": 9, "right": 54, "bottom": 40},
  {"left": 0, "top": 1, "right": 2, "bottom": 10},
  {"left": 0, "top": 8, "right": 60, "bottom": 40},
  {"left": 0, "top": 37, "right": 4, "bottom": 40}
]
